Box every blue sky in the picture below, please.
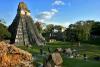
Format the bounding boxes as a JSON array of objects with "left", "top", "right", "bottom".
[{"left": 0, "top": 0, "right": 100, "bottom": 27}]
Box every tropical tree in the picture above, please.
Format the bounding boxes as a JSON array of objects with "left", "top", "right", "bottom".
[
  {"left": 74, "top": 20, "right": 93, "bottom": 41},
  {"left": 0, "top": 23, "right": 11, "bottom": 41},
  {"left": 54, "top": 25, "right": 63, "bottom": 32},
  {"left": 35, "top": 21, "right": 42, "bottom": 33},
  {"left": 42, "top": 24, "right": 54, "bottom": 41},
  {"left": 66, "top": 20, "right": 93, "bottom": 46},
  {"left": 91, "top": 21, "right": 100, "bottom": 36}
]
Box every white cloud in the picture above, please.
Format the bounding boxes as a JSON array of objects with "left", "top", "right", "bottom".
[
  {"left": 34, "top": 0, "right": 67, "bottom": 23},
  {"left": 34, "top": 18, "right": 44, "bottom": 22},
  {"left": 53, "top": 0, "right": 65, "bottom": 6},
  {"left": 45, "top": 21, "right": 73, "bottom": 28},
  {"left": 51, "top": 9, "right": 58, "bottom": 13},
  {"left": 35, "top": 9, "right": 58, "bottom": 22}
]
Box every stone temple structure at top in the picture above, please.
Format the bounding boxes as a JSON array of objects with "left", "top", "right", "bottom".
[{"left": 8, "top": 2, "right": 45, "bottom": 46}]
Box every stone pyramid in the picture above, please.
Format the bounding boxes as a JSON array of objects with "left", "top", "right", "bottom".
[{"left": 8, "top": 2, "right": 45, "bottom": 46}]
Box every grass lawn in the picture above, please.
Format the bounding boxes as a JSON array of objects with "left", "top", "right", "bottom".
[
  {"left": 63, "top": 58, "right": 100, "bottom": 67},
  {"left": 17, "top": 41, "right": 100, "bottom": 67}
]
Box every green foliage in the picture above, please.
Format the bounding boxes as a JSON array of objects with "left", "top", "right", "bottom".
[
  {"left": 0, "top": 23, "right": 11, "bottom": 40},
  {"left": 66, "top": 20, "right": 94, "bottom": 42},
  {"left": 74, "top": 21, "right": 93, "bottom": 41},
  {"left": 42, "top": 20, "right": 100, "bottom": 43},
  {"left": 42, "top": 24, "right": 65, "bottom": 41},
  {"left": 35, "top": 22, "right": 42, "bottom": 33},
  {"left": 42, "top": 24, "right": 55, "bottom": 41},
  {"left": 18, "top": 2, "right": 28, "bottom": 10},
  {"left": 91, "top": 22, "right": 100, "bottom": 36},
  {"left": 54, "top": 25, "right": 63, "bottom": 32}
]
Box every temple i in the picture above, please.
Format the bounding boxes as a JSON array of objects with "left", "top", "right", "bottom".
[{"left": 8, "top": 2, "right": 45, "bottom": 46}]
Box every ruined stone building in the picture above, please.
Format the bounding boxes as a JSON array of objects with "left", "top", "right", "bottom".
[{"left": 8, "top": 2, "right": 45, "bottom": 46}]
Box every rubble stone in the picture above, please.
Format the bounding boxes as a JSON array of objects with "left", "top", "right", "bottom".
[{"left": 0, "top": 41, "right": 34, "bottom": 67}]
